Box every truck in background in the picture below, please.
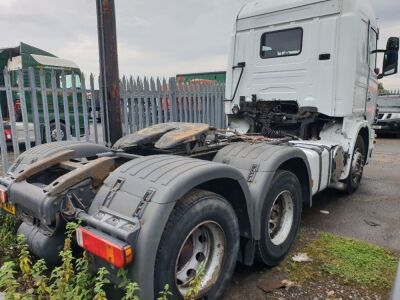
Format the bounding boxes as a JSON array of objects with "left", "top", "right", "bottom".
[
  {"left": 0, "top": 1, "right": 398, "bottom": 299},
  {"left": 0, "top": 42, "right": 85, "bottom": 143}
]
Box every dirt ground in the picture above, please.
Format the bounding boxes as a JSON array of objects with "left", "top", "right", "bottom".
[{"left": 224, "top": 137, "right": 400, "bottom": 300}]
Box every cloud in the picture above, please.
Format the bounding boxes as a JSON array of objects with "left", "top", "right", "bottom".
[{"left": 0, "top": 0, "right": 399, "bottom": 89}]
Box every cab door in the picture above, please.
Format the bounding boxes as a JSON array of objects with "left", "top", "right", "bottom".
[{"left": 366, "top": 26, "right": 378, "bottom": 124}]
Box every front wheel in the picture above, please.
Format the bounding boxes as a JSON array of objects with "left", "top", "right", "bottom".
[
  {"left": 256, "top": 170, "right": 302, "bottom": 266},
  {"left": 154, "top": 189, "right": 239, "bottom": 299},
  {"left": 343, "top": 136, "right": 366, "bottom": 194}
]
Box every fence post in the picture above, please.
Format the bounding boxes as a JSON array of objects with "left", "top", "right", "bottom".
[
  {"left": 98, "top": 76, "right": 107, "bottom": 145},
  {"left": 0, "top": 72, "right": 9, "bottom": 173},
  {"left": 71, "top": 73, "right": 80, "bottom": 141},
  {"left": 90, "top": 74, "right": 99, "bottom": 144},
  {"left": 122, "top": 76, "right": 129, "bottom": 135},
  {"left": 96, "top": 0, "right": 122, "bottom": 145},
  {"left": 169, "top": 77, "right": 178, "bottom": 122},
  {"left": 156, "top": 78, "right": 163, "bottom": 124},
  {"left": 17, "top": 70, "right": 31, "bottom": 149},
  {"left": 50, "top": 69, "right": 62, "bottom": 142},
  {"left": 80, "top": 73, "right": 90, "bottom": 142},
  {"left": 150, "top": 77, "right": 157, "bottom": 125},
  {"left": 61, "top": 71, "right": 72, "bottom": 140},
  {"left": 4, "top": 69, "right": 20, "bottom": 157},
  {"left": 143, "top": 77, "right": 151, "bottom": 128},
  {"left": 28, "top": 68, "right": 42, "bottom": 145},
  {"left": 39, "top": 69, "right": 51, "bottom": 143}
]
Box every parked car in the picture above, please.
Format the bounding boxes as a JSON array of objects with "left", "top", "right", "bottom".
[{"left": 374, "top": 95, "right": 400, "bottom": 136}]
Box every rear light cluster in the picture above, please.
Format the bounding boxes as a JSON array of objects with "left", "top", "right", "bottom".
[{"left": 76, "top": 227, "right": 133, "bottom": 268}]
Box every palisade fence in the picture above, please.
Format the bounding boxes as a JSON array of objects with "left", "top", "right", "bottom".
[{"left": 0, "top": 67, "right": 226, "bottom": 174}]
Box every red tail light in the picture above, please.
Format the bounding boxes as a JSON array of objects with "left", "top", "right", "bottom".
[
  {"left": 76, "top": 227, "right": 133, "bottom": 268},
  {"left": 4, "top": 129, "right": 12, "bottom": 141}
]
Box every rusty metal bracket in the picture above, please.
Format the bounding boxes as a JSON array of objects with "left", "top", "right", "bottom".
[
  {"left": 14, "top": 150, "right": 76, "bottom": 182},
  {"left": 44, "top": 157, "right": 116, "bottom": 196}
]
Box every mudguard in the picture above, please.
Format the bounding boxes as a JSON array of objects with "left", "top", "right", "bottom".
[
  {"left": 320, "top": 117, "right": 373, "bottom": 180},
  {"left": 87, "top": 154, "right": 251, "bottom": 299},
  {"left": 7, "top": 141, "right": 110, "bottom": 175},
  {"left": 213, "top": 142, "right": 312, "bottom": 239}
]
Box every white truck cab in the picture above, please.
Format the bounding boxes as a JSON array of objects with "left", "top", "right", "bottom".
[{"left": 225, "top": 0, "right": 399, "bottom": 191}]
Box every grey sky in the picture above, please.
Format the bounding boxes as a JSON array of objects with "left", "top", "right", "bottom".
[{"left": 0, "top": 0, "right": 399, "bottom": 89}]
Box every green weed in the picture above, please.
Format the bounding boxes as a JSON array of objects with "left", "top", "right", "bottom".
[{"left": 286, "top": 232, "right": 398, "bottom": 291}]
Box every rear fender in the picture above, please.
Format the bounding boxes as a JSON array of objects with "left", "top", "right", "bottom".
[
  {"left": 87, "top": 155, "right": 251, "bottom": 300},
  {"left": 213, "top": 142, "right": 312, "bottom": 240},
  {"left": 7, "top": 141, "right": 110, "bottom": 175},
  {"left": 320, "top": 117, "right": 372, "bottom": 180}
]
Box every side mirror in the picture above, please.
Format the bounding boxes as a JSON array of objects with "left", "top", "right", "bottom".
[
  {"left": 387, "top": 37, "right": 399, "bottom": 51},
  {"left": 379, "top": 37, "right": 399, "bottom": 79}
]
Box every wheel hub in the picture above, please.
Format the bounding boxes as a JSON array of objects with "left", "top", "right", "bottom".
[
  {"left": 268, "top": 190, "right": 294, "bottom": 246},
  {"left": 51, "top": 127, "right": 65, "bottom": 141},
  {"left": 175, "top": 221, "right": 226, "bottom": 297},
  {"left": 351, "top": 150, "right": 365, "bottom": 185}
]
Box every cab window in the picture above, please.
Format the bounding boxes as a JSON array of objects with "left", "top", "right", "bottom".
[{"left": 260, "top": 28, "right": 303, "bottom": 59}]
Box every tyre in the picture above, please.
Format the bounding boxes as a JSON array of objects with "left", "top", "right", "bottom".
[
  {"left": 48, "top": 122, "right": 67, "bottom": 142},
  {"left": 154, "top": 189, "right": 239, "bottom": 300},
  {"left": 256, "top": 170, "right": 302, "bottom": 266},
  {"left": 343, "top": 135, "right": 366, "bottom": 194}
]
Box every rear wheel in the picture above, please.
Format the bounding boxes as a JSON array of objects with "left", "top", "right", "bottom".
[
  {"left": 154, "top": 189, "right": 239, "bottom": 299},
  {"left": 343, "top": 135, "right": 366, "bottom": 194},
  {"left": 256, "top": 170, "right": 302, "bottom": 266}
]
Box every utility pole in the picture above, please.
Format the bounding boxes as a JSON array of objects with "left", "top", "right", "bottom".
[{"left": 96, "top": 0, "right": 122, "bottom": 145}]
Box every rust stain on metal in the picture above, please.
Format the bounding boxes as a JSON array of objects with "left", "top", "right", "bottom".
[
  {"left": 155, "top": 123, "right": 210, "bottom": 149},
  {"left": 45, "top": 157, "right": 116, "bottom": 195},
  {"left": 14, "top": 150, "right": 76, "bottom": 182},
  {"left": 113, "top": 122, "right": 210, "bottom": 150}
]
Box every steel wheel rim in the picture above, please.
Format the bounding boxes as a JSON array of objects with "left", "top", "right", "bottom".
[
  {"left": 51, "top": 128, "right": 64, "bottom": 141},
  {"left": 268, "top": 190, "right": 294, "bottom": 246},
  {"left": 351, "top": 150, "right": 364, "bottom": 185},
  {"left": 175, "top": 221, "right": 226, "bottom": 297}
]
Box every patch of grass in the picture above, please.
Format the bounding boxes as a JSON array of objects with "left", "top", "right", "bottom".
[
  {"left": 286, "top": 233, "right": 398, "bottom": 290},
  {"left": 0, "top": 220, "right": 184, "bottom": 299},
  {"left": 0, "top": 211, "right": 20, "bottom": 264}
]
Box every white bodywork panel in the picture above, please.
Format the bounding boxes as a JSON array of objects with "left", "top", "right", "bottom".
[
  {"left": 225, "top": 0, "right": 379, "bottom": 119},
  {"left": 290, "top": 141, "right": 332, "bottom": 195},
  {"left": 319, "top": 116, "right": 374, "bottom": 180}
]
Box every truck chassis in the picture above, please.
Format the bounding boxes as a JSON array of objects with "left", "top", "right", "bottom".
[{"left": 0, "top": 121, "right": 368, "bottom": 299}]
